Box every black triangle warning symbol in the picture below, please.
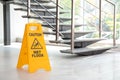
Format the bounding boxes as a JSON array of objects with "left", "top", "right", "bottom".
[{"left": 31, "top": 38, "right": 43, "bottom": 49}]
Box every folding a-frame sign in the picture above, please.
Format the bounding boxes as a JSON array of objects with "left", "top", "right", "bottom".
[{"left": 17, "top": 23, "right": 51, "bottom": 73}]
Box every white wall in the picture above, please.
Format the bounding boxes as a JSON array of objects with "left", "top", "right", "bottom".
[
  {"left": 10, "top": 4, "right": 27, "bottom": 42},
  {"left": 0, "top": 3, "right": 3, "bottom": 43},
  {"left": 0, "top": 3, "right": 28, "bottom": 43}
]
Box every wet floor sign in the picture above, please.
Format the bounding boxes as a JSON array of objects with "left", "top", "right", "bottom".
[{"left": 17, "top": 23, "right": 51, "bottom": 73}]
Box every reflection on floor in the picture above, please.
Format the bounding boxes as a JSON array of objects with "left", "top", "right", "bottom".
[{"left": 0, "top": 43, "right": 120, "bottom": 80}]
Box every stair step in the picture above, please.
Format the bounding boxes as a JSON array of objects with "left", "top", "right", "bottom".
[
  {"left": 1, "top": 0, "right": 16, "bottom": 3},
  {"left": 61, "top": 38, "right": 104, "bottom": 43},
  {"left": 61, "top": 31, "right": 92, "bottom": 39},
  {"left": 24, "top": 0, "right": 50, "bottom": 3},
  {"left": 42, "top": 23, "right": 85, "bottom": 31},
  {"left": 44, "top": 31, "right": 92, "bottom": 40},
  {"left": 44, "top": 31, "right": 92, "bottom": 38},
  {"left": 14, "top": 8, "right": 69, "bottom": 15},
  {"left": 43, "top": 23, "right": 83, "bottom": 26},
  {"left": 43, "top": 32, "right": 56, "bottom": 35},
  {"left": 22, "top": 15, "right": 71, "bottom": 22},
  {"left": 52, "top": 38, "right": 104, "bottom": 48},
  {"left": 12, "top": 1, "right": 56, "bottom": 9},
  {"left": 60, "top": 46, "right": 113, "bottom": 55},
  {"left": 20, "top": 0, "right": 51, "bottom": 3},
  {"left": 62, "top": 38, "right": 104, "bottom": 48}
]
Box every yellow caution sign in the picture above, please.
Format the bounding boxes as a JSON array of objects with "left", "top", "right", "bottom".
[{"left": 17, "top": 23, "right": 51, "bottom": 73}]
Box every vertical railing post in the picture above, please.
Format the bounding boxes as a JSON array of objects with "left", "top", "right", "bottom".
[
  {"left": 113, "top": 4, "right": 116, "bottom": 46},
  {"left": 99, "top": 0, "right": 102, "bottom": 38},
  {"left": 56, "top": 0, "right": 60, "bottom": 41},
  {"left": 27, "top": 0, "right": 31, "bottom": 22},
  {"left": 105, "top": 0, "right": 116, "bottom": 46},
  {"left": 71, "top": 0, "right": 75, "bottom": 53}
]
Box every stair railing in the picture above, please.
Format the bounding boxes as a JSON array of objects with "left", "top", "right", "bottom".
[
  {"left": 33, "top": 0, "right": 64, "bottom": 39},
  {"left": 84, "top": 0, "right": 112, "bottom": 16},
  {"left": 34, "top": 0, "right": 55, "bottom": 17},
  {"left": 105, "top": 0, "right": 116, "bottom": 46},
  {"left": 20, "top": 0, "right": 54, "bottom": 29},
  {"left": 49, "top": 0, "right": 63, "bottom": 9},
  {"left": 83, "top": 0, "right": 116, "bottom": 46},
  {"left": 71, "top": 0, "right": 75, "bottom": 53},
  {"left": 33, "top": 0, "right": 63, "bottom": 23},
  {"left": 60, "top": 0, "right": 75, "bottom": 52},
  {"left": 20, "top": 0, "right": 64, "bottom": 37},
  {"left": 35, "top": 0, "right": 63, "bottom": 41},
  {"left": 56, "top": 0, "right": 60, "bottom": 41}
]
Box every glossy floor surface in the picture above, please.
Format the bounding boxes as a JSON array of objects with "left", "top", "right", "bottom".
[{"left": 0, "top": 43, "right": 120, "bottom": 80}]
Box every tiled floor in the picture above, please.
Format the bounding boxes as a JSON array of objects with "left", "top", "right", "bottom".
[{"left": 0, "top": 43, "right": 120, "bottom": 80}]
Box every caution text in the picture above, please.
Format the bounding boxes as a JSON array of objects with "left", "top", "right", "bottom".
[
  {"left": 29, "top": 33, "right": 42, "bottom": 36},
  {"left": 32, "top": 50, "right": 43, "bottom": 57}
]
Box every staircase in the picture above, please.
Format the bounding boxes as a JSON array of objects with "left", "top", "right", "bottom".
[{"left": 11, "top": 0, "right": 115, "bottom": 55}]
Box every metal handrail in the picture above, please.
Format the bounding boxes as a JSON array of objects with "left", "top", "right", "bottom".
[
  {"left": 33, "top": 0, "right": 63, "bottom": 23},
  {"left": 34, "top": 0, "right": 55, "bottom": 17},
  {"left": 20, "top": 0, "right": 61, "bottom": 35},
  {"left": 34, "top": 0, "right": 64, "bottom": 37},
  {"left": 59, "top": 0, "right": 111, "bottom": 24},
  {"left": 20, "top": 0, "right": 64, "bottom": 37},
  {"left": 85, "top": 0, "right": 99, "bottom": 9},
  {"left": 105, "top": 0, "right": 115, "bottom": 5},
  {"left": 82, "top": 0, "right": 116, "bottom": 46},
  {"left": 22, "top": 0, "right": 54, "bottom": 29},
  {"left": 49, "top": 0, "right": 63, "bottom": 9},
  {"left": 85, "top": 0, "right": 112, "bottom": 16},
  {"left": 77, "top": 0, "right": 114, "bottom": 23},
  {"left": 79, "top": 5, "right": 98, "bottom": 20},
  {"left": 79, "top": 2, "right": 112, "bottom": 31}
]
